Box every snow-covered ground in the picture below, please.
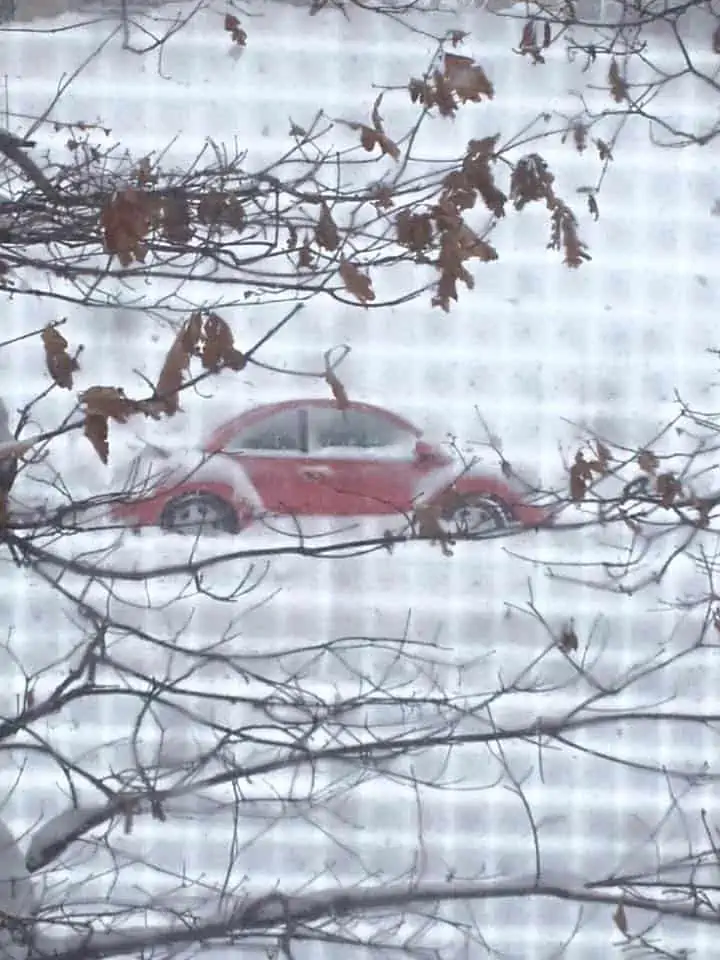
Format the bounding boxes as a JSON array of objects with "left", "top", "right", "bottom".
[{"left": 0, "top": 2, "right": 718, "bottom": 958}]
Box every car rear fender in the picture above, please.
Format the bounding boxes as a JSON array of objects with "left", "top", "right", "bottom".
[
  {"left": 178, "top": 452, "right": 265, "bottom": 512},
  {"left": 418, "top": 468, "right": 521, "bottom": 517},
  {"left": 415, "top": 464, "right": 511, "bottom": 508},
  {"left": 115, "top": 451, "right": 264, "bottom": 522}
]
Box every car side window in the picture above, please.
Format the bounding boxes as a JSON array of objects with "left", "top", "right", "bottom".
[
  {"left": 311, "top": 408, "right": 408, "bottom": 449},
  {"left": 228, "top": 409, "right": 302, "bottom": 452}
]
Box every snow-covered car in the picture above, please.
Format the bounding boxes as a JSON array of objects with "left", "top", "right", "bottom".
[{"left": 110, "top": 399, "right": 555, "bottom": 536}]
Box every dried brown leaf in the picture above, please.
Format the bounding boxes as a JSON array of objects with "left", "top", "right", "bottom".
[
  {"left": 692, "top": 497, "right": 712, "bottom": 528},
  {"left": 517, "top": 20, "right": 545, "bottom": 63},
  {"left": 558, "top": 624, "right": 578, "bottom": 653},
  {"left": 569, "top": 462, "right": 587, "bottom": 501},
  {"left": 339, "top": 258, "right": 375, "bottom": 304},
  {"left": 100, "top": 188, "right": 153, "bottom": 266},
  {"left": 432, "top": 270, "right": 459, "bottom": 313},
  {"left": 637, "top": 449, "right": 659, "bottom": 473},
  {"left": 81, "top": 386, "right": 134, "bottom": 423},
  {"left": 162, "top": 191, "right": 192, "bottom": 244},
  {"left": 543, "top": 21, "right": 552, "bottom": 47},
  {"left": 613, "top": 903, "right": 628, "bottom": 935},
  {"left": 197, "top": 193, "right": 245, "bottom": 232},
  {"left": 588, "top": 194, "right": 599, "bottom": 221},
  {"left": 155, "top": 321, "right": 194, "bottom": 415},
  {"left": 656, "top": 471, "right": 681, "bottom": 507},
  {"left": 547, "top": 200, "right": 591, "bottom": 268},
  {"left": 713, "top": 23, "right": 720, "bottom": 54},
  {"left": 431, "top": 70, "right": 459, "bottom": 117},
  {"left": 336, "top": 101, "right": 400, "bottom": 160},
  {"left": 409, "top": 78, "right": 430, "bottom": 105},
  {"left": 41, "top": 325, "right": 79, "bottom": 390},
  {"left": 325, "top": 369, "right": 349, "bottom": 409},
  {"left": 181, "top": 311, "right": 204, "bottom": 355},
  {"left": 359, "top": 125, "right": 400, "bottom": 161},
  {"left": 572, "top": 122, "right": 587, "bottom": 153},
  {"left": 608, "top": 58, "right": 628, "bottom": 102},
  {"left": 596, "top": 138, "right": 613, "bottom": 161},
  {"left": 85, "top": 413, "right": 109, "bottom": 465},
  {"left": 520, "top": 20, "right": 536, "bottom": 51},
  {"left": 315, "top": 204, "right": 339, "bottom": 251},
  {"left": 414, "top": 504, "right": 454, "bottom": 557},
  {"left": 224, "top": 13, "right": 247, "bottom": 45},
  {"left": 463, "top": 138, "right": 507, "bottom": 217},
  {"left": 201, "top": 313, "right": 246, "bottom": 373},
  {"left": 372, "top": 186, "right": 395, "bottom": 210},
  {"left": 449, "top": 30, "right": 468, "bottom": 46},
  {"left": 510, "top": 154, "right": 555, "bottom": 211},
  {"left": 396, "top": 210, "right": 434, "bottom": 253},
  {"left": 443, "top": 52, "right": 494, "bottom": 102},
  {"left": 298, "top": 239, "right": 314, "bottom": 269}
]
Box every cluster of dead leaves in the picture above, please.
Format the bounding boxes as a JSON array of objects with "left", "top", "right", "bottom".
[
  {"left": 568, "top": 442, "right": 612, "bottom": 501},
  {"left": 336, "top": 93, "right": 400, "bottom": 162},
  {"left": 569, "top": 444, "right": 714, "bottom": 526},
  {"left": 155, "top": 311, "right": 246, "bottom": 416},
  {"left": 510, "top": 154, "right": 556, "bottom": 211},
  {"left": 509, "top": 155, "right": 591, "bottom": 267},
  {"left": 80, "top": 387, "right": 163, "bottom": 465},
  {"left": 409, "top": 52, "right": 494, "bottom": 119},
  {"left": 432, "top": 212, "right": 498, "bottom": 312},
  {"left": 395, "top": 142, "right": 590, "bottom": 306},
  {"left": 73, "top": 312, "right": 246, "bottom": 464},
  {"left": 633, "top": 448, "right": 685, "bottom": 511},
  {"left": 224, "top": 13, "right": 247, "bottom": 46},
  {"left": 197, "top": 192, "right": 246, "bottom": 232},
  {"left": 516, "top": 18, "right": 553, "bottom": 64},
  {"left": 547, "top": 200, "right": 591, "bottom": 267},
  {"left": 102, "top": 178, "right": 247, "bottom": 265},
  {"left": 100, "top": 188, "right": 153, "bottom": 267},
  {"left": 309, "top": 203, "right": 376, "bottom": 304},
  {"left": 393, "top": 138, "right": 503, "bottom": 312},
  {"left": 42, "top": 325, "right": 80, "bottom": 390}
]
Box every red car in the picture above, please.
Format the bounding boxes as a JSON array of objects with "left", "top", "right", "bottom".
[{"left": 111, "top": 399, "right": 553, "bottom": 536}]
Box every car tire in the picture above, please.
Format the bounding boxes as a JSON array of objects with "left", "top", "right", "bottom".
[
  {"left": 160, "top": 492, "right": 239, "bottom": 536},
  {"left": 440, "top": 493, "right": 512, "bottom": 538}
]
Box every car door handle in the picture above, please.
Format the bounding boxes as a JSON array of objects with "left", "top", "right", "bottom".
[{"left": 298, "top": 465, "right": 334, "bottom": 481}]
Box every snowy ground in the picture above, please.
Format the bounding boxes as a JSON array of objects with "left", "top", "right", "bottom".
[{"left": 0, "top": 2, "right": 718, "bottom": 958}]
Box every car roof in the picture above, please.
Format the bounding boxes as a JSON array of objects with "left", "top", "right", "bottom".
[{"left": 206, "top": 398, "right": 421, "bottom": 448}]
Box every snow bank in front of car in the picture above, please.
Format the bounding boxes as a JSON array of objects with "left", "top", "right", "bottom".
[
  {"left": 145, "top": 449, "right": 265, "bottom": 513},
  {"left": 414, "top": 463, "right": 461, "bottom": 505}
]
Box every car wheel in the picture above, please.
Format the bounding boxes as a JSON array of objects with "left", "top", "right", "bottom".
[
  {"left": 441, "top": 494, "right": 512, "bottom": 538},
  {"left": 160, "top": 492, "right": 239, "bottom": 536}
]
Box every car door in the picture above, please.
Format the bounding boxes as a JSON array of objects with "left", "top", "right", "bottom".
[
  {"left": 222, "top": 406, "right": 319, "bottom": 515},
  {"left": 305, "top": 406, "right": 421, "bottom": 517}
]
